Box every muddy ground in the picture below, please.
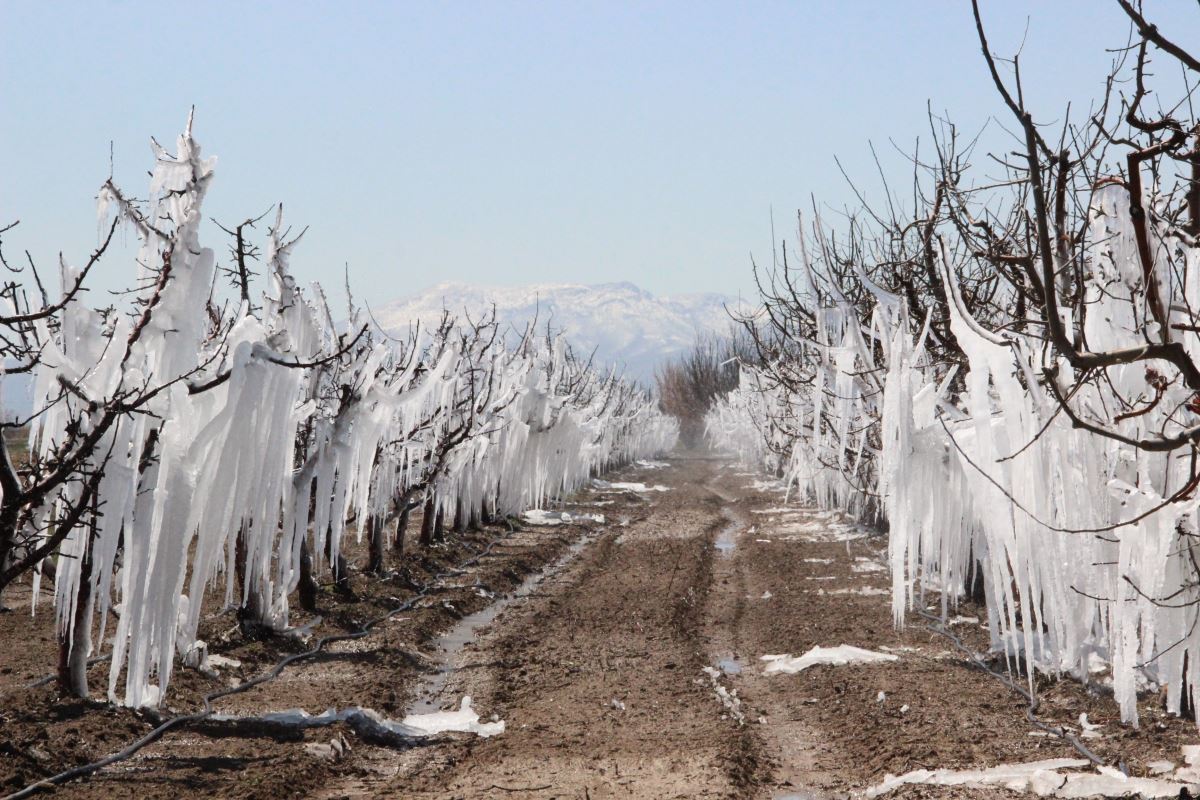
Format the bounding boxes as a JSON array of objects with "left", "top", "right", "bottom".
[{"left": 2, "top": 456, "right": 1198, "bottom": 799}]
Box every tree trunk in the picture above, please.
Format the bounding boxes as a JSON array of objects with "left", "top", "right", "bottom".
[
  {"left": 324, "top": 524, "right": 351, "bottom": 595},
  {"left": 298, "top": 537, "right": 319, "bottom": 612},
  {"left": 969, "top": 559, "right": 987, "bottom": 606},
  {"left": 434, "top": 505, "right": 446, "bottom": 543},
  {"left": 394, "top": 502, "right": 411, "bottom": 556},
  {"left": 367, "top": 515, "right": 385, "bottom": 575},
  {"left": 333, "top": 552, "right": 351, "bottom": 594},
  {"left": 453, "top": 499, "right": 466, "bottom": 533},
  {"left": 0, "top": 503, "right": 24, "bottom": 608},
  {"left": 0, "top": 556, "right": 10, "bottom": 611},
  {"left": 58, "top": 537, "right": 94, "bottom": 698},
  {"left": 235, "top": 525, "right": 266, "bottom": 631},
  {"left": 235, "top": 524, "right": 247, "bottom": 604},
  {"left": 1180, "top": 652, "right": 1197, "bottom": 720},
  {"left": 419, "top": 494, "right": 437, "bottom": 548}
]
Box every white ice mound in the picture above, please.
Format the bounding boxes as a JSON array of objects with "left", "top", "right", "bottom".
[
  {"left": 816, "top": 587, "right": 890, "bottom": 596},
  {"left": 209, "top": 696, "right": 504, "bottom": 740},
  {"left": 865, "top": 758, "right": 1199, "bottom": 798},
  {"left": 761, "top": 645, "right": 898, "bottom": 674},
  {"left": 521, "top": 509, "right": 605, "bottom": 526},
  {"left": 401, "top": 696, "right": 505, "bottom": 738},
  {"left": 591, "top": 478, "right": 668, "bottom": 492}
]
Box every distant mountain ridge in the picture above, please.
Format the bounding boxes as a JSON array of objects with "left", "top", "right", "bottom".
[{"left": 371, "top": 281, "right": 745, "bottom": 384}]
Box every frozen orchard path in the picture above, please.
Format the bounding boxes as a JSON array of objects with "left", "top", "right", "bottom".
[
  {"left": 50, "top": 457, "right": 1198, "bottom": 798},
  {"left": 325, "top": 455, "right": 765, "bottom": 798},
  {"left": 350, "top": 457, "right": 1196, "bottom": 799}
]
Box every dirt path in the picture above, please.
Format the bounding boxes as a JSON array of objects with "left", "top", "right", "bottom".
[
  {"left": 316, "top": 456, "right": 767, "bottom": 799},
  {"left": 5, "top": 456, "right": 1198, "bottom": 800}
]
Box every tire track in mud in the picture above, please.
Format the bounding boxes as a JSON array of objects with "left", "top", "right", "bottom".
[
  {"left": 700, "top": 480, "right": 774, "bottom": 795},
  {"left": 698, "top": 473, "right": 838, "bottom": 800}
]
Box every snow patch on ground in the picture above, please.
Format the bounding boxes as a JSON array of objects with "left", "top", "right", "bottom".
[
  {"left": 700, "top": 666, "right": 745, "bottom": 724},
  {"left": 521, "top": 509, "right": 605, "bottom": 526},
  {"left": 592, "top": 478, "right": 669, "bottom": 493},
  {"left": 1078, "top": 713, "right": 1103, "bottom": 740},
  {"left": 760, "top": 645, "right": 898, "bottom": 674},
  {"left": 767, "top": 519, "right": 870, "bottom": 542},
  {"left": 865, "top": 756, "right": 1200, "bottom": 798},
  {"left": 816, "top": 586, "right": 890, "bottom": 596},
  {"left": 210, "top": 696, "right": 504, "bottom": 741},
  {"left": 205, "top": 654, "right": 242, "bottom": 671},
  {"left": 401, "top": 696, "right": 505, "bottom": 737}
]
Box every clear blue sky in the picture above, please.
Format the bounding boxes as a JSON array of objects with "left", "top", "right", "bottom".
[{"left": 3, "top": 1, "right": 1198, "bottom": 306}]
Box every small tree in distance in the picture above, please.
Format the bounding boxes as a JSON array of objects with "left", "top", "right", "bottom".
[{"left": 655, "top": 332, "right": 752, "bottom": 448}]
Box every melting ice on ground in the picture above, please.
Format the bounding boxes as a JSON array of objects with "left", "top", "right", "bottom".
[
  {"left": 400, "top": 696, "right": 505, "bottom": 737},
  {"left": 816, "top": 586, "right": 890, "bottom": 596},
  {"left": 761, "top": 645, "right": 898, "bottom": 674},
  {"left": 865, "top": 756, "right": 1200, "bottom": 798},
  {"left": 591, "top": 478, "right": 669, "bottom": 492},
  {"left": 521, "top": 509, "right": 605, "bottom": 526},
  {"left": 701, "top": 666, "right": 745, "bottom": 724},
  {"left": 210, "top": 696, "right": 504, "bottom": 741}
]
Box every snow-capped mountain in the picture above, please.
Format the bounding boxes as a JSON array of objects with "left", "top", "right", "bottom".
[{"left": 371, "top": 281, "right": 745, "bottom": 384}]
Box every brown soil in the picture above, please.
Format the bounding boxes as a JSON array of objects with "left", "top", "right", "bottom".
[{"left": 2, "top": 457, "right": 1197, "bottom": 799}]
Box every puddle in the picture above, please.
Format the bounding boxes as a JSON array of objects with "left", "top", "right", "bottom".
[
  {"left": 407, "top": 531, "right": 599, "bottom": 715},
  {"left": 714, "top": 508, "right": 742, "bottom": 556},
  {"left": 716, "top": 654, "right": 743, "bottom": 675}
]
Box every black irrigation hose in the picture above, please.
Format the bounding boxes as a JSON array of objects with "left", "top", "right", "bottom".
[
  {"left": 3, "top": 528, "right": 528, "bottom": 800},
  {"left": 916, "top": 608, "right": 1109, "bottom": 770}
]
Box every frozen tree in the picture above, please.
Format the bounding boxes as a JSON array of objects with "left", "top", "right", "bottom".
[
  {"left": 709, "top": 1, "right": 1200, "bottom": 727},
  {"left": 0, "top": 115, "right": 678, "bottom": 704}
]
